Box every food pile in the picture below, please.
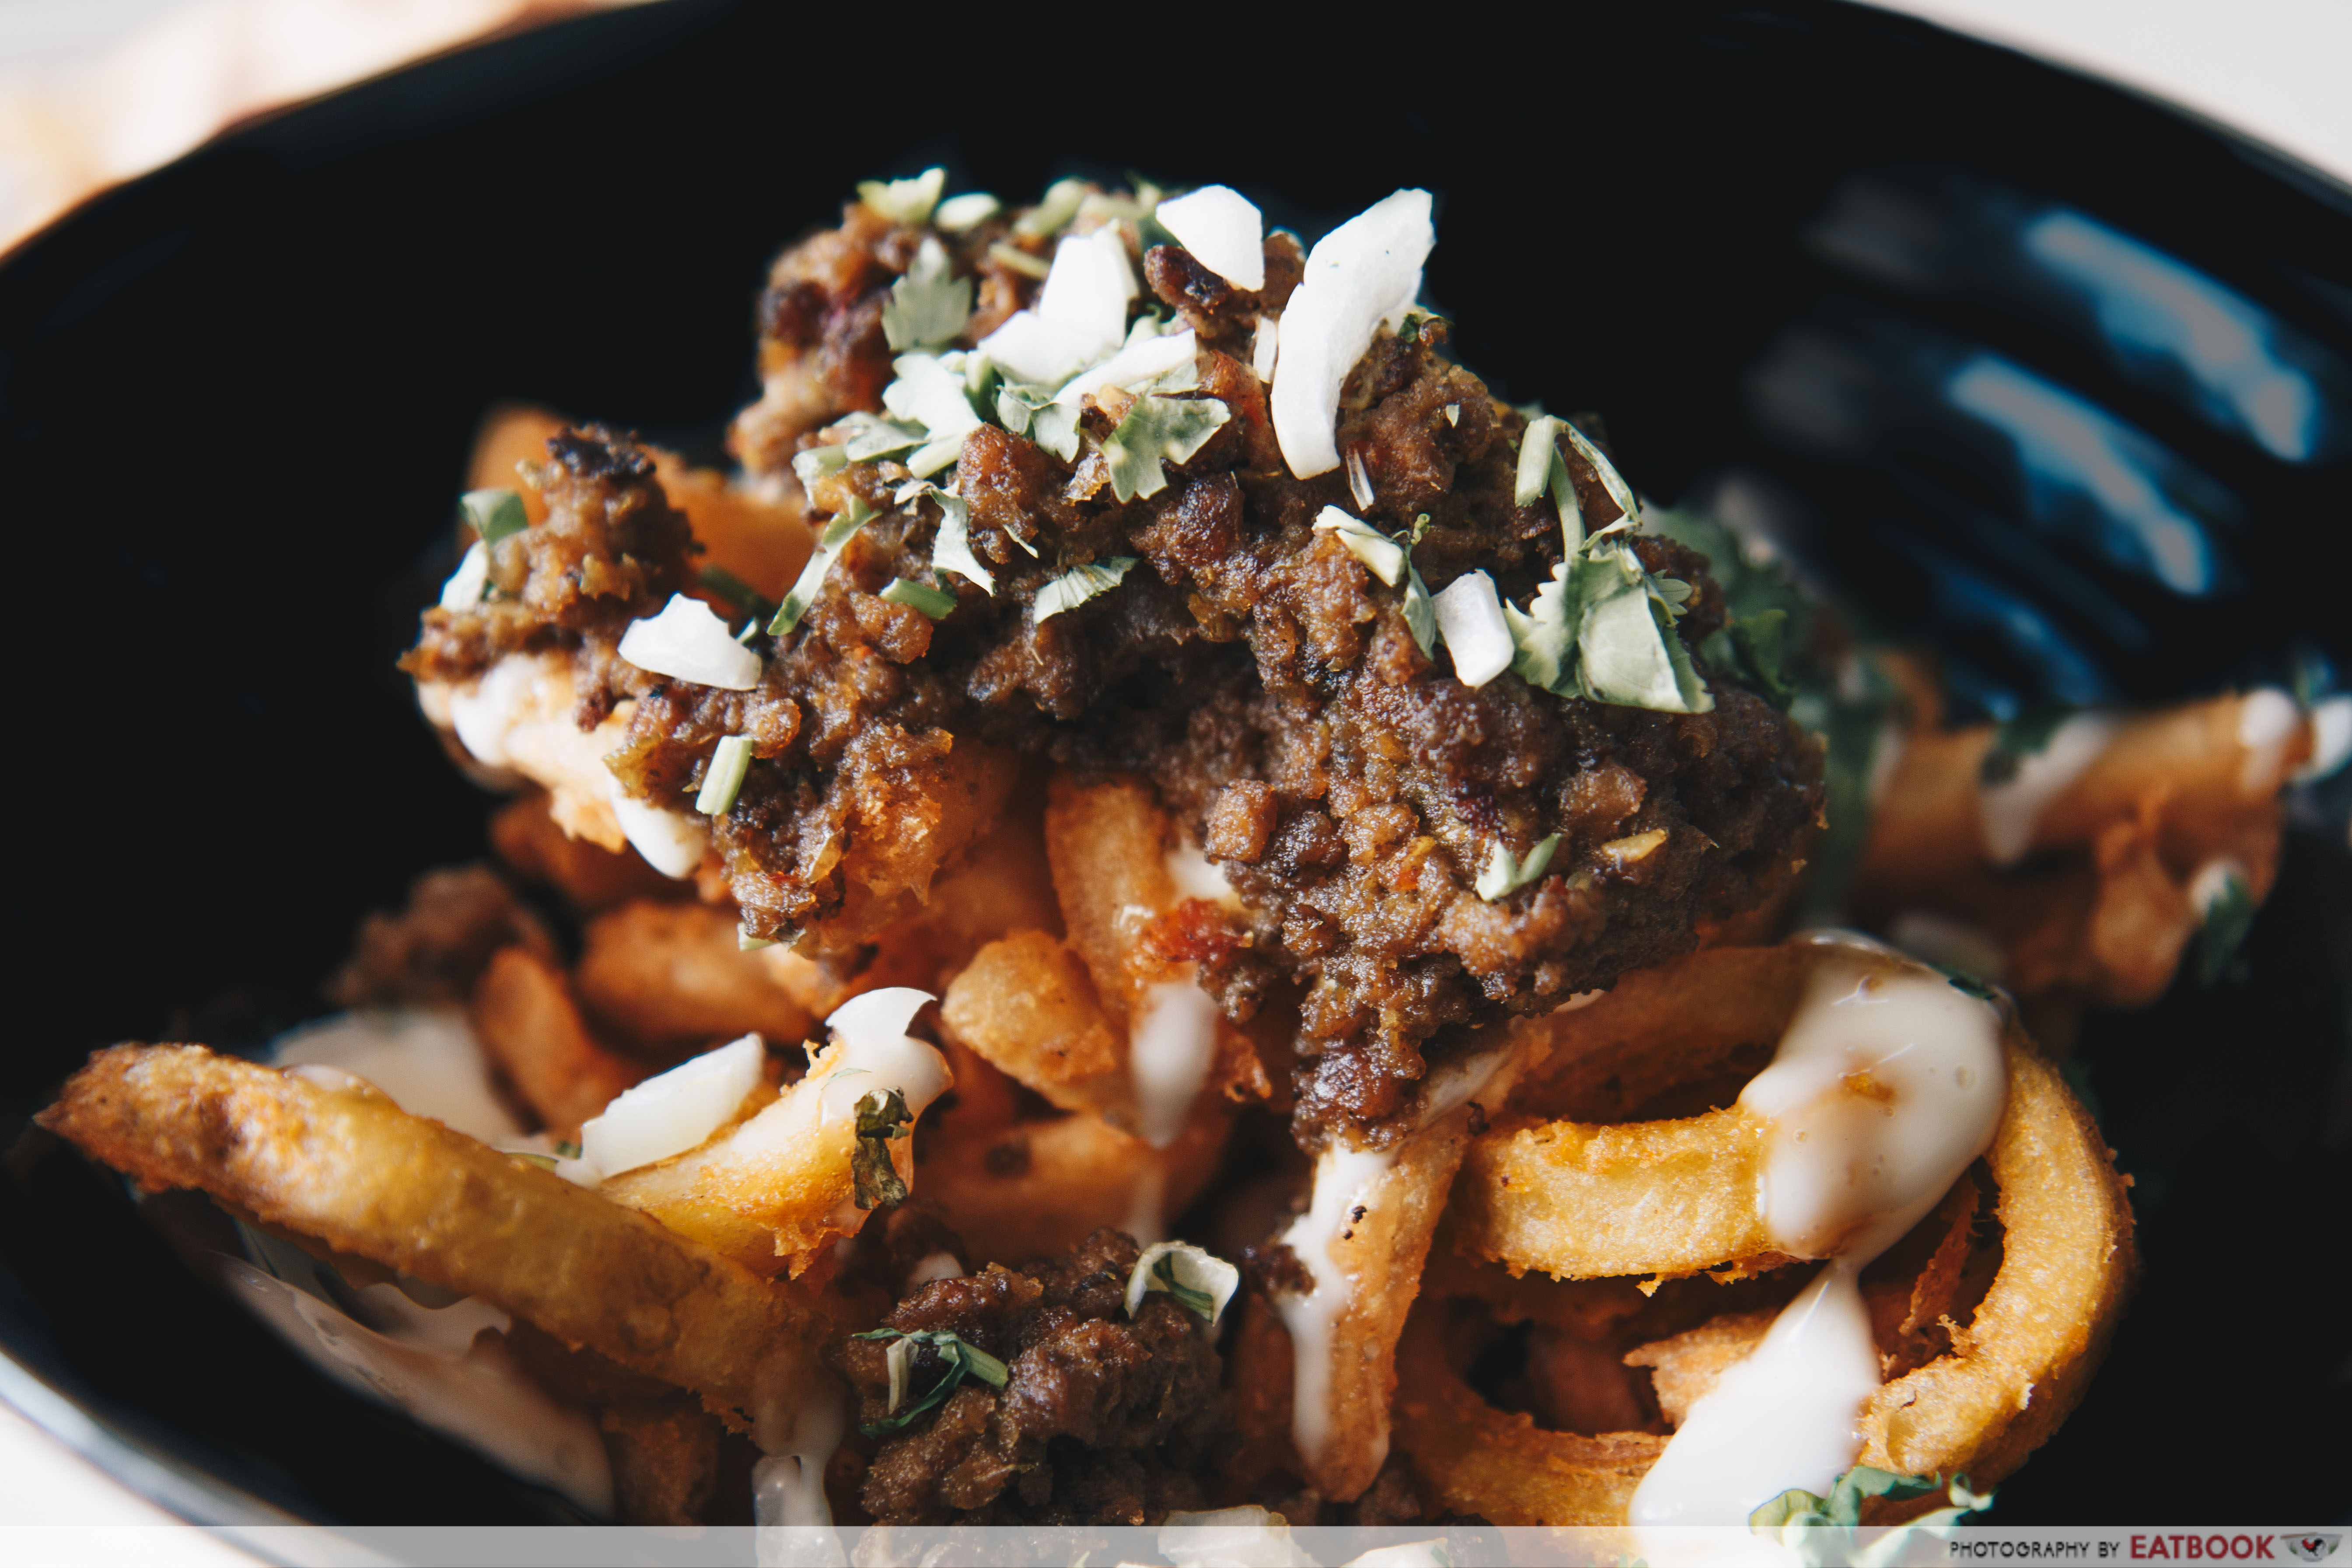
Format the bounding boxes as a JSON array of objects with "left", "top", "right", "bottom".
[{"left": 38, "top": 170, "right": 2342, "bottom": 1539}]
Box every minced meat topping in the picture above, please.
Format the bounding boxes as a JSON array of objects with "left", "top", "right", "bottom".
[{"left": 403, "top": 181, "right": 1823, "bottom": 1145}]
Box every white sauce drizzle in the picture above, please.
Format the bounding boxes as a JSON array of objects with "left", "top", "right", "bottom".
[
  {"left": 1122, "top": 1162, "right": 1170, "bottom": 1247},
  {"left": 1271, "top": 1143, "right": 1397, "bottom": 1472},
  {"left": 2235, "top": 686, "right": 2299, "bottom": 797},
  {"left": 905, "top": 1251, "right": 964, "bottom": 1289},
  {"left": 222, "top": 1257, "right": 613, "bottom": 1516},
  {"left": 1131, "top": 978, "right": 1220, "bottom": 1148},
  {"left": 752, "top": 1379, "right": 848, "bottom": 1563},
  {"left": 269, "top": 1009, "right": 522, "bottom": 1145},
  {"left": 1166, "top": 838, "right": 1243, "bottom": 908},
  {"left": 1976, "top": 711, "right": 2119, "bottom": 866},
  {"left": 1630, "top": 944, "right": 2006, "bottom": 1531}
]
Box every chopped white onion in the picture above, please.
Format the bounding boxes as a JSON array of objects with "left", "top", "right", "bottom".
[
  {"left": 979, "top": 226, "right": 1137, "bottom": 385},
  {"left": 1053, "top": 328, "right": 1197, "bottom": 407},
  {"left": 1270, "top": 190, "right": 1434, "bottom": 478},
  {"left": 616, "top": 594, "right": 762, "bottom": 691},
  {"left": 1433, "top": 569, "right": 1513, "bottom": 687},
  {"left": 608, "top": 795, "right": 707, "bottom": 880},
  {"left": 1154, "top": 185, "right": 1265, "bottom": 291},
  {"left": 580, "top": 1034, "right": 765, "bottom": 1178},
  {"left": 1251, "top": 315, "right": 1280, "bottom": 381},
  {"left": 881, "top": 353, "right": 984, "bottom": 443},
  {"left": 1037, "top": 226, "right": 1137, "bottom": 343},
  {"left": 815, "top": 987, "right": 950, "bottom": 1123},
  {"left": 1124, "top": 1240, "right": 1241, "bottom": 1325},
  {"left": 446, "top": 653, "right": 541, "bottom": 767},
  {"left": 439, "top": 541, "right": 490, "bottom": 610},
  {"left": 933, "top": 192, "right": 1000, "bottom": 232}
]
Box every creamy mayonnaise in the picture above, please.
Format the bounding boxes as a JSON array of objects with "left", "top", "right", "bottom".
[
  {"left": 270, "top": 1009, "right": 523, "bottom": 1145},
  {"left": 1130, "top": 979, "right": 1221, "bottom": 1148},
  {"left": 1976, "top": 712, "right": 2119, "bottom": 866},
  {"left": 1630, "top": 942, "right": 2006, "bottom": 1531},
  {"left": 1271, "top": 1142, "right": 1398, "bottom": 1471}
]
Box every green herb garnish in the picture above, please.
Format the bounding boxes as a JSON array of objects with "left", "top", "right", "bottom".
[
  {"left": 2195, "top": 869, "right": 2256, "bottom": 987},
  {"left": 1751, "top": 1466, "right": 1994, "bottom": 1548},
  {"left": 553, "top": 1139, "right": 582, "bottom": 1160},
  {"left": 458, "top": 488, "right": 529, "bottom": 548},
  {"left": 850, "top": 1327, "right": 1011, "bottom": 1436},
  {"left": 995, "top": 381, "right": 1082, "bottom": 462},
  {"left": 769, "top": 499, "right": 871, "bottom": 637},
  {"left": 881, "top": 576, "right": 959, "bottom": 619},
  {"left": 851, "top": 1088, "right": 912, "bottom": 1210},
  {"left": 1033, "top": 557, "right": 1138, "bottom": 623},
  {"left": 1475, "top": 834, "right": 1559, "bottom": 902},
  {"left": 1150, "top": 1253, "right": 1217, "bottom": 1320},
  {"left": 1979, "top": 705, "right": 2074, "bottom": 786},
  {"left": 1101, "top": 395, "right": 1229, "bottom": 502},
  {"left": 882, "top": 236, "right": 972, "bottom": 353},
  {"left": 838, "top": 412, "right": 927, "bottom": 465},
  {"left": 695, "top": 735, "right": 754, "bottom": 817},
  {"left": 1726, "top": 607, "right": 1796, "bottom": 709},
  {"left": 856, "top": 168, "right": 945, "bottom": 227},
  {"left": 1936, "top": 965, "right": 2002, "bottom": 1003}
]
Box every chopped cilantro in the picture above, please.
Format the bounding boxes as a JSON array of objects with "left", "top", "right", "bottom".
[
  {"left": 909, "top": 483, "right": 994, "bottom": 594},
  {"left": 769, "top": 499, "right": 871, "bottom": 637},
  {"left": 851, "top": 1088, "right": 913, "bottom": 1210},
  {"left": 856, "top": 167, "right": 945, "bottom": 227},
  {"left": 552, "top": 1139, "right": 583, "bottom": 1160},
  {"left": 2195, "top": 869, "right": 2256, "bottom": 987},
  {"left": 882, "top": 576, "right": 959, "bottom": 619},
  {"left": 695, "top": 734, "right": 754, "bottom": 817},
  {"left": 1503, "top": 530, "right": 1713, "bottom": 716},
  {"left": 790, "top": 444, "right": 848, "bottom": 490},
  {"left": 1936, "top": 965, "right": 2002, "bottom": 1003},
  {"left": 882, "top": 236, "right": 972, "bottom": 353},
  {"left": 1403, "top": 517, "right": 1438, "bottom": 657},
  {"left": 837, "top": 412, "right": 927, "bottom": 464},
  {"left": 1034, "top": 557, "right": 1138, "bottom": 623},
  {"left": 1726, "top": 607, "right": 1796, "bottom": 709},
  {"left": 995, "top": 381, "right": 1081, "bottom": 462},
  {"left": 1101, "top": 395, "right": 1229, "bottom": 501},
  {"left": 1751, "top": 1467, "right": 1994, "bottom": 1549},
  {"left": 1979, "top": 705, "right": 2074, "bottom": 786},
  {"left": 458, "top": 488, "right": 528, "bottom": 548},
  {"left": 1013, "top": 177, "right": 1088, "bottom": 238},
  {"left": 850, "top": 1327, "right": 1010, "bottom": 1435},
  {"left": 1151, "top": 1252, "right": 1217, "bottom": 1320},
  {"left": 1475, "top": 834, "right": 1559, "bottom": 901}
]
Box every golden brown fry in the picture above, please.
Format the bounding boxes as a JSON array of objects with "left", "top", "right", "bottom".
[
  {"left": 1393, "top": 939, "right": 2137, "bottom": 1523},
  {"left": 1457, "top": 1107, "right": 1772, "bottom": 1282},
  {"left": 38, "top": 1045, "right": 828, "bottom": 1432},
  {"left": 939, "top": 931, "right": 1123, "bottom": 1116},
  {"left": 491, "top": 792, "right": 684, "bottom": 914},
  {"left": 1855, "top": 684, "right": 2308, "bottom": 1006},
  {"left": 597, "top": 1044, "right": 918, "bottom": 1280},
  {"left": 599, "top": 1399, "right": 723, "bottom": 1526},
  {"left": 576, "top": 901, "right": 813, "bottom": 1061},
  {"left": 469, "top": 946, "right": 641, "bottom": 1135},
  {"left": 915, "top": 1107, "right": 1229, "bottom": 1268}
]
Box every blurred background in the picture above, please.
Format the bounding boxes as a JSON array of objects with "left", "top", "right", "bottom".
[{"left": 3, "top": 0, "right": 2347, "bottom": 257}]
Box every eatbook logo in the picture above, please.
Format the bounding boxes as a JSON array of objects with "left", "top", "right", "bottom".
[{"left": 2279, "top": 1537, "right": 2342, "bottom": 1564}]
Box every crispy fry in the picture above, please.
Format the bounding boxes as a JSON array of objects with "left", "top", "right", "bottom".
[
  {"left": 1392, "top": 940, "right": 2136, "bottom": 1523},
  {"left": 1855, "top": 686, "right": 2307, "bottom": 1006},
  {"left": 37, "top": 1045, "right": 828, "bottom": 1432},
  {"left": 939, "top": 930, "right": 1124, "bottom": 1116},
  {"left": 598, "top": 1399, "right": 723, "bottom": 1526},
  {"left": 915, "top": 1107, "right": 1228, "bottom": 1268},
  {"left": 576, "top": 900, "right": 813, "bottom": 1061},
  {"left": 598, "top": 1038, "right": 934, "bottom": 1280},
  {"left": 491, "top": 792, "right": 682, "bottom": 914},
  {"left": 469, "top": 946, "right": 641, "bottom": 1135}
]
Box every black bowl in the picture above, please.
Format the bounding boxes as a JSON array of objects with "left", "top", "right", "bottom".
[{"left": 3, "top": 0, "right": 2346, "bottom": 1530}]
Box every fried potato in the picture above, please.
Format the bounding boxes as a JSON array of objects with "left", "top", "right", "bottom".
[
  {"left": 915, "top": 1106, "right": 1229, "bottom": 1268},
  {"left": 469, "top": 945, "right": 642, "bottom": 1135},
  {"left": 492, "top": 792, "right": 683, "bottom": 914},
  {"left": 939, "top": 930, "right": 1123, "bottom": 1117},
  {"left": 1457, "top": 1107, "right": 1772, "bottom": 1282},
  {"left": 1854, "top": 686, "right": 2309, "bottom": 1006},
  {"left": 598, "top": 1399, "right": 723, "bottom": 1526},
  {"left": 598, "top": 1037, "right": 933, "bottom": 1280},
  {"left": 38, "top": 1045, "right": 827, "bottom": 1432},
  {"left": 1392, "top": 940, "right": 2137, "bottom": 1523},
  {"left": 466, "top": 403, "right": 563, "bottom": 525},
  {"left": 576, "top": 901, "right": 813, "bottom": 1061},
  {"left": 1266, "top": 1022, "right": 1558, "bottom": 1503}
]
